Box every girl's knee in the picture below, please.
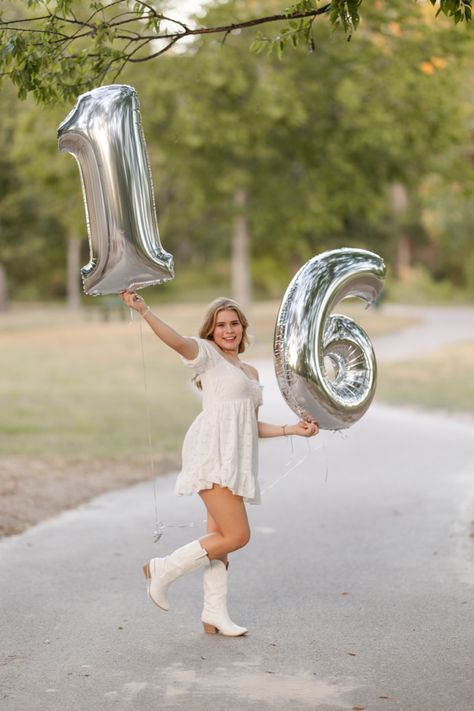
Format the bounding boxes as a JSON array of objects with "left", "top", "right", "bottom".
[{"left": 231, "top": 528, "right": 250, "bottom": 551}]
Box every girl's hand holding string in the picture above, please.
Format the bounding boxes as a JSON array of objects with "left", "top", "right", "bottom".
[
  {"left": 286, "top": 420, "right": 319, "bottom": 437},
  {"left": 119, "top": 290, "right": 149, "bottom": 316},
  {"left": 118, "top": 290, "right": 198, "bottom": 359}
]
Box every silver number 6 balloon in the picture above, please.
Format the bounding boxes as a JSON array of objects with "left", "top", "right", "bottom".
[
  {"left": 274, "top": 248, "right": 386, "bottom": 430},
  {"left": 57, "top": 84, "right": 174, "bottom": 295}
]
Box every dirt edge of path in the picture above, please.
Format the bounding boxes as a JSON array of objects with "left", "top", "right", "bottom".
[{"left": 0, "top": 453, "right": 179, "bottom": 539}]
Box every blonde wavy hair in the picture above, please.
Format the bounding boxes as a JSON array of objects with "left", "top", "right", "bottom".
[{"left": 193, "top": 297, "right": 250, "bottom": 389}]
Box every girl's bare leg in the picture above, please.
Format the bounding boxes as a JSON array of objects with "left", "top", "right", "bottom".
[
  {"left": 207, "top": 511, "right": 228, "bottom": 566},
  {"left": 198, "top": 484, "right": 250, "bottom": 560}
]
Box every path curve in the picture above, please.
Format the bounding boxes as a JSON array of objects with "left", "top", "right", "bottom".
[{"left": 372, "top": 303, "right": 474, "bottom": 362}]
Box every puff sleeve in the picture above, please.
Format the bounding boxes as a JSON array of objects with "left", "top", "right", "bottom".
[{"left": 180, "top": 337, "right": 220, "bottom": 375}]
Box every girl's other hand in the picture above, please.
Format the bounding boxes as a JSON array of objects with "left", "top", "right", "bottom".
[{"left": 291, "top": 420, "right": 319, "bottom": 437}]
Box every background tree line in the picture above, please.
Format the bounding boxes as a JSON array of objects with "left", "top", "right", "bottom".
[{"left": 1, "top": 0, "right": 474, "bottom": 310}]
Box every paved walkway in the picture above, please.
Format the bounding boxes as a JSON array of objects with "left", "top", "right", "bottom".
[
  {"left": 1, "top": 304, "right": 474, "bottom": 711},
  {"left": 372, "top": 303, "right": 474, "bottom": 362},
  {"left": 1, "top": 401, "right": 473, "bottom": 711}
]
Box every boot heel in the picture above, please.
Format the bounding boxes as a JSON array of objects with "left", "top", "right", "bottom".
[
  {"left": 142, "top": 562, "right": 151, "bottom": 580},
  {"left": 202, "top": 622, "right": 218, "bottom": 635}
]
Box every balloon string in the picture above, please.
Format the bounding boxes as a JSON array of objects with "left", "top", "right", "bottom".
[
  {"left": 133, "top": 310, "right": 164, "bottom": 544},
  {"left": 260, "top": 436, "right": 325, "bottom": 496},
  {"left": 150, "top": 437, "right": 328, "bottom": 533},
  {"left": 260, "top": 451, "right": 306, "bottom": 495}
]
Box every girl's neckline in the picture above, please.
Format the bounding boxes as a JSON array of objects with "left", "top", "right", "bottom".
[{"left": 208, "top": 341, "right": 259, "bottom": 384}]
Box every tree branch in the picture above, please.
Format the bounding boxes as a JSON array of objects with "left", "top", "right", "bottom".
[
  {"left": 1, "top": 5, "right": 332, "bottom": 43},
  {"left": 1, "top": 0, "right": 470, "bottom": 104}
]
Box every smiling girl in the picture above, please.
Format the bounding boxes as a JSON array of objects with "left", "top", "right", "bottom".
[{"left": 119, "top": 292, "right": 318, "bottom": 636}]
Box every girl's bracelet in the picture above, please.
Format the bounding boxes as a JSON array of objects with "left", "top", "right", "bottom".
[
  {"left": 141, "top": 306, "right": 151, "bottom": 317},
  {"left": 282, "top": 424, "right": 288, "bottom": 436}
]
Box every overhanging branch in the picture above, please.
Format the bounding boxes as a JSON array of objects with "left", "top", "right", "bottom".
[{"left": 1, "top": 5, "right": 332, "bottom": 47}]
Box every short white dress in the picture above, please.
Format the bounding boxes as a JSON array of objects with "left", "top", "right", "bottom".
[{"left": 175, "top": 337, "right": 263, "bottom": 504}]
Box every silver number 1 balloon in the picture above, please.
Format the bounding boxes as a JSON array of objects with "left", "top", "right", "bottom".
[
  {"left": 274, "top": 248, "right": 386, "bottom": 430},
  {"left": 58, "top": 84, "right": 174, "bottom": 295}
]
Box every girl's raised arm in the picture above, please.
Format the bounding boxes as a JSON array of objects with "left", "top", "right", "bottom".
[{"left": 119, "top": 290, "right": 198, "bottom": 360}]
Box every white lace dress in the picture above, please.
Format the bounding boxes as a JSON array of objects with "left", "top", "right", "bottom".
[{"left": 175, "top": 337, "right": 263, "bottom": 504}]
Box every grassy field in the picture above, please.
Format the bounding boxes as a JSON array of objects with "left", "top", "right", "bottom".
[
  {"left": 377, "top": 342, "right": 474, "bottom": 415},
  {"left": 1, "top": 298, "right": 472, "bottom": 536},
  {"left": 1, "top": 304, "right": 199, "bottom": 459},
  {"left": 0, "top": 299, "right": 416, "bottom": 459},
  {"left": 2, "top": 300, "right": 472, "bottom": 461}
]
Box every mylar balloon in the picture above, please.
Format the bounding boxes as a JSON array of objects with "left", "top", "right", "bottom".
[
  {"left": 57, "top": 84, "right": 174, "bottom": 295},
  {"left": 274, "top": 248, "right": 386, "bottom": 430}
]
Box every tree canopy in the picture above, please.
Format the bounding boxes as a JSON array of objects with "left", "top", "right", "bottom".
[
  {"left": 0, "top": 0, "right": 474, "bottom": 306},
  {"left": 0, "top": 0, "right": 472, "bottom": 103},
  {"left": 130, "top": 1, "right": 473, "bottom": 287}
]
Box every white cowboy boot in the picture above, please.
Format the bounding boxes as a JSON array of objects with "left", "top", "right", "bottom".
[
  {"left": 201, "top": 560, "right": 247, "bottom": 636},
  {"left": 143, "top": 540, "right": 209, "bottom": 611}
]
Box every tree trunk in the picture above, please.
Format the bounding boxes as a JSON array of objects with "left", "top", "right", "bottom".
[
  {"left": 67, "top": 233, "right": 82, "bottom": 311},
  {"left": 0, "top": 263, "right": 8, "bottom": 313},
  {"left": 389, "top": 182, "right": 413, "bottom": 280},
  {"left": 231, "top": 188, "right": 251, "bottom": 312},
  {"left": 394, "top": 232, "right": 413, "bottom": 279}
]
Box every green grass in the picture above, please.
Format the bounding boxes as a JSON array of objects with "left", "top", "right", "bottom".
[
  {"left": 1, "top": 305, "right": 202, "bottom": 457},
  {"left": 0, "top": 300, "right": 421, "bottom": 460},
  {"left": 377, "top": 342, "right": 474, "bottom": 415},
  {"left": 2, "top": 299, "right": 471, "bottom": 538}
]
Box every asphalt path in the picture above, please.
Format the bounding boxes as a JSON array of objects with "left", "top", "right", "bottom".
[
  {"left": 1, "top": 306, "right": 474, "bottom": 711},
  {"left": 372, "top": 304, "right": 474, "bottom": 362}
]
